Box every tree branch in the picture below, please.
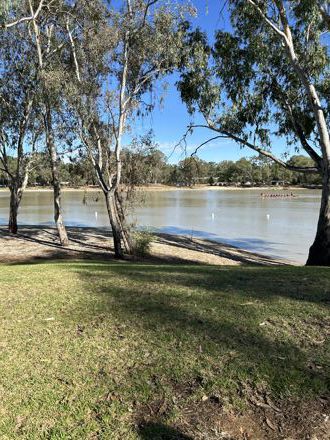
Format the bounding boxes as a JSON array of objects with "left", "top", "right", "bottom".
[
  {"left": 246, "top": 0, "right": 289, "bottom": 42},
  {"left": 319, "top": 2, "right": 330, "bottom": 29},
  {"left": 187, "top": 124, "right": 319, "bottom": 174},
  {"left": 190, "top": 135, "right": 228, "bottom": 157},
  {"left": 141, "top": 0, "right": 160, "bottom": 27},
  {"left": 282, "top": 99, "right": 322, "bottom": 169},
  {"left": 66, "top": 19, "right": 81, "bottom": 82},
  {"left": 5, "top": 0, "right": 45, "bottom": 28}
]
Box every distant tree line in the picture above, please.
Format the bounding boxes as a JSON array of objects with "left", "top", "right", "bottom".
[
  {"left": 164, "top": 155, "right": 322, "bottom": 187},
  {"left": 0, "top": 151, "right": 321, "bottom": 188}
]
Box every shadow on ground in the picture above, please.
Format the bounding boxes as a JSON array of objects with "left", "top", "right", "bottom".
[
  {"left": 0, "top": 226, "right": 289, "bottom": 266},
  {"left": 137, "top": 422, "right": 193, "bottom": 440},
  {"left": 71, "top": 262, "right": 329, "bottom": 389},
  {"left": 0, "top": 226, "right": 114, "bottom": 262},
  {"left": 69, "top": 261, "right": 329, "bottom": 438},
  {"left": 154, "top": 233, "right": 289, "bottom": 266},
  {"left": 104, "top": 262, "right": 330, "bottom": 304}
]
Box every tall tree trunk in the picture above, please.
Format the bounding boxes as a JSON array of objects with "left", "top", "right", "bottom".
[
  {"left": 8, "top": 186, "right": 19, "bottom": 234},
  {"left": 104, "top": 190, "right": 124, "bottom": 258},
  {"left": 8, "top": 166, "right": 30, "bottom": 235},
  {"left": 115, "top": 190, "right": 134, "bottom": 254},
  {"left": 45, "top": 103, "right": 69, "bottom": 246},
  {"left": 306, "top": 171, "right": 330, "bottom": 265}
]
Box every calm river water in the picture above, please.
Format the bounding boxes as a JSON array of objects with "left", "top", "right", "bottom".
[{"left": 0, "top": 188, "right": 321, "bottom": 263}]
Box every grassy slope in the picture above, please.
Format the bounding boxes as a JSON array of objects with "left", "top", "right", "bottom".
[{"left": 0, "top": 261, "right": 329, "bottom": 439}]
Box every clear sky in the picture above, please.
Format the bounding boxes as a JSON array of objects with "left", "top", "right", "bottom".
[{"left": 129, "top": 0, "right": 294, "bottom": 164}]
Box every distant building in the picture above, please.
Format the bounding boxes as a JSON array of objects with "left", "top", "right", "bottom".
[{"left": 271, "top": 179, "right": 289, "bottom": 186}]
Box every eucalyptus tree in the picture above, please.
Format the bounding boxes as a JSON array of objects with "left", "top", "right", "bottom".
[
  {"left": 27, "top": 0, "right": 77, "bottom": 245},
  {"left": 68, "top": 0, "right": 189, "bottom": 258},
  {"left": 1, "top": 0, "right": 78, "bottom": 245},
  {"left": 0, "top": 14, "right": 42, "bottom": 233},
  {"left": 178, "top": 0, "right": 330, "bottom": 265}
]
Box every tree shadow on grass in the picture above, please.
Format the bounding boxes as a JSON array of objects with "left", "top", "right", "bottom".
[
  {"left": 103, "top": 262, "right": 330, "bottom": 305},
  {"left": 0, "top": 226, "right": 204, "bottom": 265},
  {"left": 137, "top": 422, "right": 193, "bottom": 440},
  {"left": 72, "top": 262, "right": 329, "bottom": 400},
  {"left": 4, "top": 226, "right": 112, "bottom": 251},
  {"left": 67, "top": 261, "right": 330, "bottom": 439},
  {"left": 0, "top": 226, "right": 119, "bottom": 263}
]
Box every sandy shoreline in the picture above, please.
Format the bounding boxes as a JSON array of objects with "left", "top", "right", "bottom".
[{"left": 0, "top": 226, "right": 294, "bottom": 266}]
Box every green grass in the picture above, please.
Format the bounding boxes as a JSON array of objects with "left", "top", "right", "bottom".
[{"left": 0, "top": 261, "right": 329, "bottom": 439}]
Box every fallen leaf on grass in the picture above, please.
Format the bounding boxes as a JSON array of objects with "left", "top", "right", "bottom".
[
  {"left": 311, "top": 338, "right": 325, "bottom": 345},
  {"left": 265, "top": 396, "right": 282, "bottom": 413},
  {"left": 265, "top": 417, "right": 276, "bottom": 431},
  {"left": 307, "top": 361, "right": 324, "bottom": 371},
  {"left": 249, "top": 395, "right": 281, "bottom": 413},
  {"left": 15, "top": 415, "right": 26, "bottom": 433},
  {"left": 158, "top": 400, "right": 167, "bottom": 415}
]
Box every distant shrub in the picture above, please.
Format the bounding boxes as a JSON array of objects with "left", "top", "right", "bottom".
[
  {"left": 208, "top": 176, "right": 215, "bottom": 186},
  {"left": 132, "top": 231, "right": 153, "bottom": 257}
]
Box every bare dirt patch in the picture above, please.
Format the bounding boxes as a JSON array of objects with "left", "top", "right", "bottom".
[{"left": 136, "top": 392, "right": 330, "bottom": 440}]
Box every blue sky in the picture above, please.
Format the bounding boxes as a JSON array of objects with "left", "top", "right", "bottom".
[
  {"left": 134, "top": 0, "right": 256, "bottom": 164},
  {"left": 129, "top": 0, "right": 295, "bottom": 164}
]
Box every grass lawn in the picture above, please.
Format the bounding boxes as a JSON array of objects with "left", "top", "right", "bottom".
[{"left": 0, "top": 261, "right": 329, "bottom": 439}]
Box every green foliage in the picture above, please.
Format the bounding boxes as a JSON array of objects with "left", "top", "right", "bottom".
[
  {"left": 0, "top": 0, "right": 19, "bottom": 21},
  {"left": 208, "top": 176, "right": 215, "bottom": 186},
  {"left": 178, "top": 1, "right": 329, "bottom": 161},
  {"left": 121, "top": 133, "right": 166, "bottom": 186},
  {"left": 132, "top": 231, "right": 153, "bottom": 257}
]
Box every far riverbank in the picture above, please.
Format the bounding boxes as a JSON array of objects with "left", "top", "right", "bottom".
[{"left": 0, "top": 184, "right": 321, "bottom": 193}]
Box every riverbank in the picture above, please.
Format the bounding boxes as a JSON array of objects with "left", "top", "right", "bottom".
[
  {"left": 0, "top": 260, "right": 328, "bottom": 439},
  {"left": 137, "top": 184, "right": 321, "bottom": 192},
  {"left": 0, "top": 184, "right": 320, "bottom": 193},
  {"left": 0, "top": 226, "right": 292, "bottom": 266}
]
